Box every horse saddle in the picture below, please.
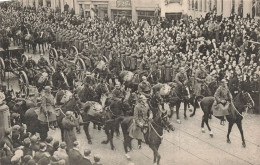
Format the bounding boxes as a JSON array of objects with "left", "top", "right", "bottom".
[{"left": 211, "top": 101, "right": 230, "bottom": 117}]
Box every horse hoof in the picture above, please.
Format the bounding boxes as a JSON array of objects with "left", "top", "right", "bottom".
[
  {"left": 125, "top": 154, "right": 131, "bottom": 159},
  {"left": 209, "top": 132, "right": 213, "bottom": 138},
  {"left": 227, "top": 139, "right": 231, "bottom": 144},
  {"left": 101, "top": 140, "right": 108, "bottom": 144},
  {"left": 184, "top": 116, "right": 188, "bottom": 120},
  {"left": 242, "top": 142, "right": 246, "bottom": 148},
  {"left": 88, "top": 141, "right": 92, "bottom": 144},
  {"left": 111, "top": 146, "right": 115, "bottom": 150},
  {"left": 190, "top": 113, "right": 195, "bottom": 117},
  {"left": 201, "top": 128, "right": 205, "bottom": 133},
  {"left": 177, "top": 119, "right": 181, "bottom": 124},
  {"left": 138, "top": 145, "right": 142, "bottom": 149}
]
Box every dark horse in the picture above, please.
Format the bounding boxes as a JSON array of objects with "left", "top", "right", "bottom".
[
  {"left": 116, "top": 108, "right": 174, "bottom": 165},
  {"left": 101, "top": 89, "right": 133, "bottom": 150},
  {"left": 190, "top": 81, "right": 219, "bottom": 117},
  {"left": 167, "top": 83, "right": 190, "bottom": 123},
  {"left": 200, "top": 91, "right": 254, "bottom": 147}
]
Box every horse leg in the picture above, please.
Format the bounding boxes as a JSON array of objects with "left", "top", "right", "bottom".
[
  {"left": 190, "top": 97, "right": 198, "bottom": 117},
  {"left": 184, "top": 101, "right": 188, "bottom": 120},
  {"left": 201, "top": 115, "right": 205, "bottom": 133},
  {"left": 150, "top": 144, "right": 161, "bottom": 165},
  {"left": 83, "top": 122, "right": 92, "bottom": 144},
  {"left": 42, "top": 43, "right": 45, "bottom": 53},
  {"left": 236, "top": 121, "right": 246, "bottom": 147},
  {"left": 227, "top": 122, "right": 234, "bottom": 144},
  {"left": 109, "top": 129, "right": 115, "bottom": 150},
  {"left": 176, "top": 102, "right": 181, "bottom": 124},
  {"left": 38, "top": 43, "right": 41, "bottom": 54},
  {"left": 168, "top": 104, "right": 174, "bottom": 118},
  {"left": 205, "top": 116, "right": 213, "bottom": 137}
]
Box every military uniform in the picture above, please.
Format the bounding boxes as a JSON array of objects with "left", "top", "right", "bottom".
[
  {"left": 212, "top": 85, "right": 232, "bottom": 117},
  {"left": 194, "top": 69, "right": 208, "bottom": 96},
  {"left": 38, "top": 57, "right": 51, "bottom": 73},
  {"left": 138, "top": 81, "right": 151, "bottom": 98},
  {"left": 24, "top": 59, "right": 37, "bottom": 84},
  {"left": 112, "top": 87, "right": 125, "bottom": 99},
  {"left": 129, "top": 101, "right": 151, "bottom": 141}
]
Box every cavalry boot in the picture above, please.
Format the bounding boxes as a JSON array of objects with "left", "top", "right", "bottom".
[{"left": 138, "top": 140, "right": 142, "bottom": 149}]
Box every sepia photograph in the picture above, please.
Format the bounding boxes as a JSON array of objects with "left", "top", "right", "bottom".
[{"left": 0, "top": 0, "right": 259, "bottom": 164}]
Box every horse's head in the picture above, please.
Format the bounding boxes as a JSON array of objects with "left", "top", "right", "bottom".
[
  {"left": 240, "top": 91, "right": 255, "bottom": 110},
  {"left": 153, "top": 112, "right": 175, "bottom": 132}
]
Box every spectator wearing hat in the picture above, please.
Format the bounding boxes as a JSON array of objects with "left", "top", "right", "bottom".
[
  {"left": 79, "top": 149, "right": 92, "bottom": 165},
  {"left": 68, "top": 141, "right": 83, "bottom": 165},
  {"left": 34, "top": 143, "right": 50, "bottom": 163},
  {"left": 2, "top": 128, "right": 14, "bottom": 152},
  {"left": 22, "top": 138, "right": 33, "bottom": 156},
  {"left": 93, "top": 155, "right": 102, "bottom": 165},
  {"left": 61, "top": 111, "right": 77, "bottom": 150},
  {"left": 53, "top": 142, "right": 69, "bottom": 165},
  {"left": 0, "top": 140, "right": 13, "bottom": 165},
  {"left": 45, "top": 136, "right": 54, "bottom": 156},
  {"left": 30, "top": 135, "right": 40, "bottom": 157}
]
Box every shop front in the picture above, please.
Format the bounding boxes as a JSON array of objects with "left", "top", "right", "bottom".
[
  {"left": 111, "top": 9, "right": 132, "bottom": 20},
  {"left": 165, "top": 12, "right": 182, "bottom": 21}
]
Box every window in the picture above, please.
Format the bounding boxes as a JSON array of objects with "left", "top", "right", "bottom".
[
  {"left": 204, "top": 0, "right": 207, "bottom": 12},
  {"left": 192, "top": 0, "right": 194, "bottom": 9},
  {"left": 84, "top": 4, "right": 90, "bottom": 9},
  {"left": 209, "top": 0, "right": 211, "bottom": 11},
  {"left": 195, "top": 0, "right": 198, "bottom": 10},
  {"left": 199, "top": 0, "right": 202, "bottom": 11},
  {"left": 214, "top": 0, "right": 217, "bottom": 12},
  {"left": 221, "top": 0, "right": 223, "bottom": 14}
]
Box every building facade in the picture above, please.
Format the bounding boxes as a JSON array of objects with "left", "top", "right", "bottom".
[{"left": 20, "top": 0, "right": 260, "bottom": 20}]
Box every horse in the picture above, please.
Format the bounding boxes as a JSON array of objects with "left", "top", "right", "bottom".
[
  {"left": 119, "top": 71, "right": 141, "bottom": 92},
  {"left": 116, "top": 110, "right": 174, "bottom": 165},
  {"left": 101, "top": 89, "right": 133, "bottom": 150},
  {"left": 189, "top": 81, "right": 219, "bottom": 117},
  {"left": 200, "top": 91, "right": 254, "bottom": 147}
]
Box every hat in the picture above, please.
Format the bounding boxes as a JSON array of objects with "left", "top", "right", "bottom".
[
  {"left": 94, "top": 155, "right": 100, "bottom": 162},
  {"left": 84, "top": 149, "right": 91, "bottom": 156},
  {"left": 115, "top": 82, "right": 120, "bottom": 87},
  {"left": 139, "top": 95, "right": 148, "bottom": 100},
  {"left": 23, "top": 138, "right": 31, "bottom": 145},
  {"left": 44, "top": 86, "right": 52, "bottom": 91},
  {"left": 220, "top": 79, "right": 228, "bottom": 84},
  {"left": 46, "top": 136, "right": 53, "bottom": 143},
  {"left": 65, "top": 111, "right": 73, "bottom": 116},
  {"left": 60, "top": 142, "right": 66, "bottom": 149},
  {"left": 30, "top": 135, "right": 39, "bottom": 143},
  {"left": 39, "top": 143, "right": 47, "bottom": 151},
  {"left": 73, "top": 141, "right": 79, "bottom": 147}
]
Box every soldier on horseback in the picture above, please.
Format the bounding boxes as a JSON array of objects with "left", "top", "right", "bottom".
[
  {"left": 138, "top": 76, "right": 151, "bottom": 98},
  {"left": 212, "top": 79, "right": 233, "bottom": 125},
  {"left": 194, "top": 64, "right": 208, "bottom": 98},
  {"left": 129, "top": 95, "right": 153, "bottom": 149},
  {"left": 112, "top": 82, "right": 125, "bottom": 99}
]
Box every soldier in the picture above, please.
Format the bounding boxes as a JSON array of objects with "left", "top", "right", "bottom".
[
  {"left": 129, "top": 95, "right": 153, "bottom": 149},
  {"left": 139, "top": 55, "right": 150, "bottom": 77},
  {"left": 130, "top": 48, "right": 138, "bottom": 71},
  {"left": 194, "top": 64, "right": 208, "bottom": 97},
  {"left": 138, "top": 76, "right": 151, "bottom": 98},
  {"left": 56, "top": 56, "right": 67, "bottom": 73},
  {"left": 24, "top": 55, "right": 37, "bottom": 85},
  {"left": 37, "top": 54, "right": 51, "bottom": 74},
  {"left": 112, "top": 82, "right": 125, "bottom": 100},
  {"left": 212, "top": 79, "right": 233, "bottom": 125},
  {"left": 38, "top": 86, "right": 56, "bottom": 141},
  {"left": 109, "top": 53, "right": 122, "bottom": 80}
]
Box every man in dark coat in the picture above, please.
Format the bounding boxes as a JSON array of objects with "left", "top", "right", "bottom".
[
  {"left": 68, "top": 141, "right": 83, "bottom": 165},
  {"left": 62, "top": 111, "right": 77, "bottom": 150},
  {"left": 80, "top": 149, "right": 92, "bottom": 165}
]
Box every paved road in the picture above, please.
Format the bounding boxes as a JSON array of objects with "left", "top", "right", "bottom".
[{"left": 2, "top": 46, "right": 260, "bottom": 165}]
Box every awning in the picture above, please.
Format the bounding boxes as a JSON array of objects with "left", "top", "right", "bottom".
[{"left": 135, "top": 7, "right": 156, "bottom": 11}]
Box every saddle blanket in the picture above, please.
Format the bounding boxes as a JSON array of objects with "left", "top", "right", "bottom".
[{"left": 212, "top": 101, "right": 230, "bottom": 116}]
